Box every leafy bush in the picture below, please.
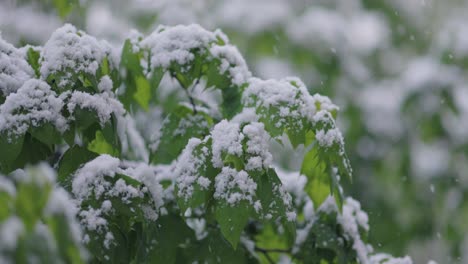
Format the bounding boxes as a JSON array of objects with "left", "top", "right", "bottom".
[{"left": 0, "top": 23, "right": 414, "bottom": 263}]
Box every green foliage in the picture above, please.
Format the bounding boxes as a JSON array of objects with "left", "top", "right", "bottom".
[
  {"left": 0, "top": 23, "right": 403, "bottom": 264},
  {"left": 0, "top": 166, "right": 85, "bottom": 264},
  {"left": 294, "top": 209, "right": 358, "bottom": 264},
  {"left": 150, "top": 105, "right": 213, "bottom": 164}
]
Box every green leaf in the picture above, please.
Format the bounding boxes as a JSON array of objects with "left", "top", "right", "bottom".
[
  {"left": 74, "top": 108, "right": 99, "bottom": 131},
  {"left": 100, "top": 57, "right": 110, "bottom": 76},
  {"left": 52, "top": 0, "right": 75, "bottom": 18},
  {"left": 63, "top": 127, "right": 75, "bottom": 146},
  {"left": 301, "top": 145, "right": 332, "bottom": 208},
  {"left": 257, "top": 169, "right": 296, "bottom": 246},
  {"left": 0, "top": 179, "right": 14, "bottom": 221},
  {"left": 191, "top": 229, "right": 249, "bottom": 264},
  {"left": 221, "top": 85, "right": 243, "bottom": 119},
  {"left": 120, "top": 39, "right": 144, "bottom": 111},
  {"left": 57, "top": 145, "right": 98, "bottom": 189},
  {"left": 12, "top": 133, "right": 54, "bottom": 170},
  {"left": 121, "top": 40, "right": 143, "bottom": 73},
  {"left": 287, "top": 124, "right": 306, "bottom": 148},
  {"left": 26, "top": 47, "right": 41, "bottom": 77},
  {"left": 150, "top": 105, "right": 212, "bottom": 164},
  {"left": 254, "top": 223, "right": 290, "bottom": 263},
  {"left": 15, "top": 178, "right": 52, "bottom": 231},
  {"left": 29, "top": 123, "right": 61, "bottom": 147},
  {"left": 223, "top": 154, "right": 244, "bottom": 171},
  {"left": 150, "top": 67, "right": 164, "bottom": 92},
  {"left": 215, "top": 200, "right": 251, "bottom": 249},
  {"left": 134, "top": 76, "right": 151, "bottom": 110},
  {"left": 175, "top": 138, "right": 218, "bottom": 212},
  {"left": 0, "top": 132, "right": 24, "bottom": 173},
  {"left": 205, "top": 60, "right": 230, "bottom": 89},
  {"left": 204, "top": 59, "right": 243, "bottom": 119},
  {"left": 45, "top": 214, "right": 85, "bottom": 264},
  {"left": 101, "top": 116, "right": 121, "bottom": 153},
  {"left": 140, "top": 214, "right": 195, "bottom": 264},
  {"left": 87, "top": 130, "right": 119, "bottom": 157}
]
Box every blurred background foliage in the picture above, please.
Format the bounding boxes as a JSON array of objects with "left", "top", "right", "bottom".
[{"left": 1, "top": 0, "right": 468, "bottom": 263}]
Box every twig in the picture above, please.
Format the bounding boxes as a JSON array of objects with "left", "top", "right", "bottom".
[
  {"left": 254, "top": 246, "right": 291, "bottom": 264},
  {"left": 187, "top": 78, "right": 201, "bottom": 114},
  {"left": 258, "top": 250, "right": 275, "bottom": 264},
  {"left": 254, "top": 246, "right": 290, "bottom": 254}
]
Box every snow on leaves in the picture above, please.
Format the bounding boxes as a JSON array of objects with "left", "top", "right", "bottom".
[
  {"left": 40, "top": 24, "right": 116, "bottom": 89},
  {"left": 0, "top": 165, "right": 85, "bottom": 263},
  {"left": 0, "top": 36, "right": 34, "bottom": 100},
  {"left": 0, "top": 23, "right": 390, "bottom": 264},
  {"left": 0, "top": 79, "right": 67, "bottom": 136},
  {"left": 294, "top": 197, "right": 412, "bottom": 264},
  {"left": 243, "top": 77, "right": 352, "bottom": 208},
  {"left": 69, "top": 154, "right": 163, "bottom": 262},
  {"left": 122, "top": 24, "right": 251, "bottom": 118},
  {"left": 174, "top": 120, "right": 295, "bottom": 248}
]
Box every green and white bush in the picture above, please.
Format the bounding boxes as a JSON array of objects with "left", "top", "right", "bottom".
[{"left": 0, "top": 23, "right": 419, "bottom": 263}]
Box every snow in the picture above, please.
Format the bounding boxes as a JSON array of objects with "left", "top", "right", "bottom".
[
  {"left": 315, "top": 128, "right": 343, "bottom": 148},
  {"left": 67, "top": 89, "right": 125, "bottom": 126},
  {"left": 243, "top": 78, "right": 306, "bottom": 110},
  {"left": 72, "top": 154, "right": 122, "bottom": 200},
  {"left": 79, "top": 207, "right": 108, "bottom": 232},
  {"left": 124, "top": 163, "right": 164, "bottom": 211},
  {"left": 213, "top": 167, "right": 257, "bottom": 205},
  {"left": 0, "top": 164, "right": 86, "bottom": 260},
  {"left": 209, "top": 44, "right": 251, "bottom": 85},
  {"left": 311, "top": 94, "right": 339, "bottom": 114},
  {"left": 243, "top": 77, "right": 343, "bottom": 145},
  {"left": 311, "top": 197, "right": 414, "bottom": 264},
  {"left": 338, "top": 198, "right": 371, "bottom": 262},
  {"left": 98, "top": 75, "right": 113, "bottom": 93},
  {"left": 275, "top": 167, "right": 307, "bottom": 204},
  {"left": 369, "top": 254, "right": 413, "bottom": 264},
  {"left": 197, "top": 176, "right": 211, "bottom": 189},
  {"left": 0, "top": 175, "right": 15, "bottom": 196},
  {"left": 142, "top": 24, "right": 250, "bottom": 86},
  {"left": 117, "top": 115, "right": 149, "bottom": 162},
  {"left": 242, "top": 123, "right": 272, "bottom": 170},
  {"left": 175, "top": 137, "right": 207, "bottom": 200},
  {"left": 173, "top": 114, "right": 209, "bottom": 136},
  {"left": 231, "top": 107, "right": 259, "bottom": 124},
  {"left": 211, "top": 120, "right": 244, "bottom": 168},
  {"left": 0, "top": 35, "right": 34, "bottom": 98},
  {"left": 175, "top": 120, "right": 274, "bottom": 207},
  {"left": 72, "top": 155, "right": 163, "bottom": 247},
  {"left": 0, "top": 79, "right": 67, "bottom": 135},
  {"left": 0, "top": 12, "right": 438, "bottom": 263},
  {"left": 142, "top": 24, "right": 221, "bottom": 68},
  {"left": 44, "top": 188, "right": 83, "bottom": 246},
  {"left": 103, "top": 232, "right": 114, "bottom": 249},
  {"left": 72, "top": 155, "right": 157, "bottom": 208},
  {"left": 0, "top": 216, "right": 24, "bottom": 250},
  {"left": 40, "top": 24, "right": 113, "bottom": 87}
]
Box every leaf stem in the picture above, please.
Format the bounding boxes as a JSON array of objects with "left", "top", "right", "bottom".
[
  {"left": 254, "top": 246, "right": 291, "bottom": 264},
  {"left": 254, "top": 246, "right": 291, "bottom": 254},
  {"left": 185, "top": 78, "right": 200, "bottom": 115}
]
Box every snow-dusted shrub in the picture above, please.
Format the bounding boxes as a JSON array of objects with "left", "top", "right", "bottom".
[{"left": 0, "top": 24, "right": 412, "bottom": 263}]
